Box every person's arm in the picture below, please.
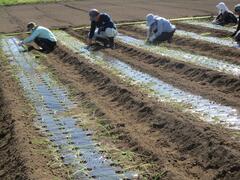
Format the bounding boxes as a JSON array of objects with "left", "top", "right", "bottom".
[
  {"left": 232, "top": 16, "right": 240, "bottom": 37},
  {"left": 147, "top": 28, "right": 150, "bottom": 41},
  {"left": 89, "top": 21, "right": 96, "bottom": 39},
  {"left": 213, "top": 14, "right": 222, "bottom": 24},
  {"left": 154, "top": 20, "right": 163, "bottom": 37},
  {"left": 149, "top": 21, "right": 161, "bottom": 42},
  {"left": 23, "top": 29, "right": 40, "bottom": 44},
  {"left": 216, "top": 14, "right": 221, "bottom": 20},
  {"left": 147, "top": 24, "right": 153, "bottom": 41}
]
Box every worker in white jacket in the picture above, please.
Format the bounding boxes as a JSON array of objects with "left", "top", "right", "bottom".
[
  {"left": 146, "top": 14, "right": 176, "bottom": 44},
  {"left": 19, "top": 22, "right": 57, "bottom": 53}
]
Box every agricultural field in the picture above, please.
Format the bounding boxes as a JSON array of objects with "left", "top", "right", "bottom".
[
  {"left": 1, "top": 0, "right": 240, "bottom": 180},
  {"left": 0, "top": 0, "right": 59, "bottom": 6}
]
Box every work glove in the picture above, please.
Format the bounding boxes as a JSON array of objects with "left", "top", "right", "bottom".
[
  {"left": 18, "top": 41, "right": 24, "bottom": 46},
  {"left": 87, "top": 39, "right": 93, "bottom": 45},
  {"left": 149, "top": 34, "right": 156, "bottom": 43}
]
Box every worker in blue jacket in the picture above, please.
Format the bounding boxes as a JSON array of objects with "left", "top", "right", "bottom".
[
  {"left": 19, "top": 22, "right": 57, "bottom": 53},
  {"left": 88, "top": 9, "right": 118, "bottom": 49},
  {"left": 146, "top": 14, "right": 176, "bottom": 44}
]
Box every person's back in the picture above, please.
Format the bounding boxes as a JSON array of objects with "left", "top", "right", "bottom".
[
  {"left": 32, "top": 26, "right": 57, "bottom": 42},
  {"left": 23, "top": 26, "right": 56, "bottom": 44},
  {"left": 94, "top": 13, "right": 116, "bottom": 30},
  {"left": 155, "top": 16, "right": 175, "bottom": 33}
]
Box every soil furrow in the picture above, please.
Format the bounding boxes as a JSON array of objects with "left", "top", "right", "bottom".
[
  {"left": 179, "top": 20, "right": 236, "bottom": 33},
  {"left": 71, "top": 30, "right": 240, "bottom": 107},
  {"left": 104, "top": 43, "right": 240, "bottom": 107},
  {"left": 119, "top": 25, "right": 240, "bottom": 65},
  {"left": 174, "top": 21, "right": 233, "bottom": 37},
  {"left": 45, "top": 40, "right": 240, "bottom": 179},
  {"left": 0, "top": 46, "right": 69, "bottom": 179},
  {"left": 2, "top": 37, "right": 139, "bottom": 179},
  {"left": 56, "top": 30, "right": 240, "bottom": 129},
  {"left": 135, "top": 24, "right": 236, "bottom": 48},
  {"left": 0, "top": 83, "right": 28, "bottom": 179}
]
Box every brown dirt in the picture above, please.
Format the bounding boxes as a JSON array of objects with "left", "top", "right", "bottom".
[
  {"left": 71, "top": 29, "right": 240, "bottom": 109},
  {"left": 119, "top": 25, "right": 240, "bottom": 66},
  {"left": 40, "top": 42, "right": 240, "bottom": 180},
  {"left": 0, "top": 0, "right": 239, "bottom": 33},
  {"left": 174, "top": 21, "right": 233, "bottom": 38},
  {"left": 0, "top": 52, "right": 69, "bottom": 179}
]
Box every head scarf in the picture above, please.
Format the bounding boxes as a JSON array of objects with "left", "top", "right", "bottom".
[{"left": 216, "top": 2, "right": 229, "bottom": 14}]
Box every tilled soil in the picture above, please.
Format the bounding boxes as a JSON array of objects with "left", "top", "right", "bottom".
[
  {"left": 41, "top": 41, "right": 240, "bottom": 179},
  {"left": 0, "top": 50, "right": 70, "bottom": 179},
  {"left": 1, "top": 11, "right": 240, "bottom": 179},
  {"left": 174, "top": 21, "right": 233, "bottom": 38},
  {"left": 119, "top": 25, "right": 240, "bottom": 65},
  {"left": 0, "top": 76, "right": 28, "bottom": 179},
  {"left": 1, "top": 0, "right": 239, "bottom": 33},
  {"left": 70, "top": 29, "right": 240, "bottom": 108}
]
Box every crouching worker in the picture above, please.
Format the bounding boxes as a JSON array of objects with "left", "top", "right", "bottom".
[
  {"left": 213, "top": 2, "right": 237, "bottom": 26},
  {"left": 232, "top": 4, "right": 240, "bottom": 46},
  {"left": 88, "top": 9, "right": 118, "bottom": 49},
  {"left": 19, "top": 22, "right": 57, "bottom": 53},
  {"left": 146, "top": 14, "right": 176, "bottom": 44}
]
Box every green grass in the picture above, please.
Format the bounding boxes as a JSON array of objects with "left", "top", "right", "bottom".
[{"left": 0, "top": 0, "right": 60, "bottom": 6}]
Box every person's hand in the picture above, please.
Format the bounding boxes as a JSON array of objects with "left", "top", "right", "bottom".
[
  {"left": 149, "top": 34, "right": 156, "bottom": 43},
  {"left": 231, "top": 33, "right": 236, "bottom": 38},
  {"left": 87, "top": 39, "right": 93, "bottom": 45},
  {"left": 145, "top": 38, "right": 150, "bottom": 44},
  {"left": 212, "top": 19, "right": 218, "bottom": 25},
  {"left": 18, "top": 41, "right": 24, "bottom": 46}
]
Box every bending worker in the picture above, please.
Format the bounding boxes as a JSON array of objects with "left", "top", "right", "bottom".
[
  {"left": 232, "top": 4, "right": 240, "bottom": 46},
  {"left": 146, "top": 14, "right": 176, "bottom": 44},
  {"left": 213, "top": 2, "right": 237, "bottom": 26},
  {"left": 88, "top": 9, "right": 118, "bottom": 49},
  {"left": 19, "top": 22, "right": 57, "bottom": 53}
]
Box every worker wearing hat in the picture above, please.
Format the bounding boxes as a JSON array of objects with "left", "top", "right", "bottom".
[
  {"left": 146, "top": 14, "right": 176, "bottom": 44},
  {"left": 19, "top": 22, "right": 57, "bottom": 53},
  {"left": 88, "top": 9, "right": 117, "bottom": 49},
  {"left": 232, "top": 4, "right": 240, "bottom": 46}
]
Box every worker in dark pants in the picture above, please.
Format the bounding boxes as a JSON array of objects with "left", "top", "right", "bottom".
[
  {"left": 213, "top": 2, "right": 237, "bottom": 26},
  {"left": 88, "top": 9, "right": 118, "bottom": 49},
  {"left": 146, "top": 14, "right": 176, "bottom": 44},
  {"left": 232, "top": 4, "right": 240, "bottom": 46},
  {"left": 19, "top": 22, "right": 57, "bottom": 53}
]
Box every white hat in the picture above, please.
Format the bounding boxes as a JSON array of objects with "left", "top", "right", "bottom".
[{"left": 146, "top": 14, "right": 155, "bottom": 26}]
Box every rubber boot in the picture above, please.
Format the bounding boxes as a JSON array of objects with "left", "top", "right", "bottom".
[
  {"left": 95, "top": 37, "right": 109, "bottom": 47},
  {"left": 108, "top": 37, "right": 115, "bottom": 49}
]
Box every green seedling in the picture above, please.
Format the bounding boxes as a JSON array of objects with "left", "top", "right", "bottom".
[
  {"left": 201, "top": 32, "right": 212, "bottom": 36},
  {"left": 212, "top": 116, "right": 220, "bottom": 123},
  {"left": 152, "top": 171, "right": 167, "bottom": 180}
]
